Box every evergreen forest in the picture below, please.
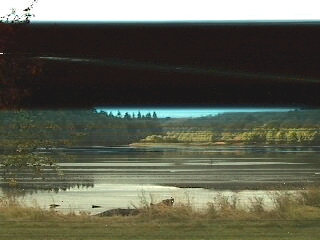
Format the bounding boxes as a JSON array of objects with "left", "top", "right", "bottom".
[{"left": 1, "top": 109, "right": 320, "bottom": 150}]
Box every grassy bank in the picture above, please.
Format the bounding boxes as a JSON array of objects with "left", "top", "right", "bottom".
[{"left": 1, "top": 188, "right": 320, "bottom": 239}]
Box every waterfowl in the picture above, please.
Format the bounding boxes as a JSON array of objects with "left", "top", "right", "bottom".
[
  {"left": 92, "top": 205, "right": 102, "bottom": 208},
  {"left": 49, "top": 204, "right": 60, "bottom": 208}
]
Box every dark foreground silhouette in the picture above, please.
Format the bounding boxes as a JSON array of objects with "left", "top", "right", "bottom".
[
  {"left": 96, "top": 198, "right": 174, "bottom": 217},
  {"left": 96, "top": 208, "right": 140, "bottom": 217}
]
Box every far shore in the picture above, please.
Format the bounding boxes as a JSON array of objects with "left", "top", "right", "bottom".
[
  {"left": 129, "top": 141, "right": 239, "bottom": 148},
  {"left": 129, "top": 141, "right": 314, "bottom": 148}
]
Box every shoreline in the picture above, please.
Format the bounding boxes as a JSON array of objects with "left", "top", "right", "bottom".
[
  {"left": 129, "top": 142, "right": 242, "bottom": 148},
  {"left": 129, "top": 142, "right": 316, "bottom": 148},
  {"left": 162, "top": 181, "right": 319, "bottom": 191}
]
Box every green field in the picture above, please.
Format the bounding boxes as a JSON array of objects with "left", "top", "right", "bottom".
[{"left": 1, "top": 217, "right": 320, "bottom": 240}]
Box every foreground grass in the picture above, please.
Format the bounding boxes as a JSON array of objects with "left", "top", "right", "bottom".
[
  {"left": 1, "top": 188, "right": 320, "bottom": 240},
  {"left": 1, "top": 218, "right": 320, "bottom": 240}
]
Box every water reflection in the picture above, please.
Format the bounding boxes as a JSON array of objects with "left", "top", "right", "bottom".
[{"left": 0, "top": 179, "right": 94, "bottom": 196}]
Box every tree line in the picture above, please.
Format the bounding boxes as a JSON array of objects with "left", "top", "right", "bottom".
[
  {"left": 99, "top": 110, "right": 158, "bottom": 120},
  {"left": 0, "top": 109, "right": 162, "bottom": 149}
]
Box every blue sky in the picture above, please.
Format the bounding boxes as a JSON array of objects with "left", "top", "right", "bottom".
[
  {"left": 97, "top": 108, "right": 294, "bottom": 118},
  {"left": 1, "top": 0, "right": 319, "bottom": 22}
]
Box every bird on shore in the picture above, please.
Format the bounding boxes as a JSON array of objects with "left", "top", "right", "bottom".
[
  {"left": 49, "top": 204, "right": 60, "bottom": 208},
  {"left": 150, "top": 197, "right": 174, "bottom": 207},
  {"left": 92, "top": 205, "right": 102, "bottom": 208}
]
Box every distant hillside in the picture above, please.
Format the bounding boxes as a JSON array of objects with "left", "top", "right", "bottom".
[
  {"left": 140, "top": 110, "right": 320, "bottom": 145},
  {"left": 161, "top": 110, "right": 320, "bottom": 130}
]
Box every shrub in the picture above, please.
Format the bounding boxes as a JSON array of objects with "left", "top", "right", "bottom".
[{"left": 297, "top": 187, "right": 320, "bottom": 207}]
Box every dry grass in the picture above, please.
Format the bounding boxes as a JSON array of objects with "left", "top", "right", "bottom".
[
  {"left": 297, "top": 186, "right": 320, "bottom": 207},
  {"left": 1, "top": 187, "right": 320, "bottom": 223},
  {"left": 125, "top": 187, "right": 320, "bottom": 222},
  {"left": 1, "top": 188, "right": 320, "bottom": 239},
  {"left": 0, "top": 195, "right": 95, "bottom": 223}
]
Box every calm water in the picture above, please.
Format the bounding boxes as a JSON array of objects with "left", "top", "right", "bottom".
[{"left": 1, "top": 146, "right": 320, "bottom": 214}]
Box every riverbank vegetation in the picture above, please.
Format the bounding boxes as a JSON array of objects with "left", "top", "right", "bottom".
[
  {"left": 1, "top": 187, "right": 320, "bottom": 239},
  {"left": 140, "top": 110, "right": 320, "bottom": 145},
  {"left": 139, "top": 127, "right": 320, "bottom": 146}
]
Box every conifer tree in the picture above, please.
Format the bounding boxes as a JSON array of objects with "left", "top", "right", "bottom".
[
  {"left": 146, "top": 112, "right": 152, "bottom": 119},
  {"left": 152, "top": 111, "right": 158, "bottom": 119}
]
